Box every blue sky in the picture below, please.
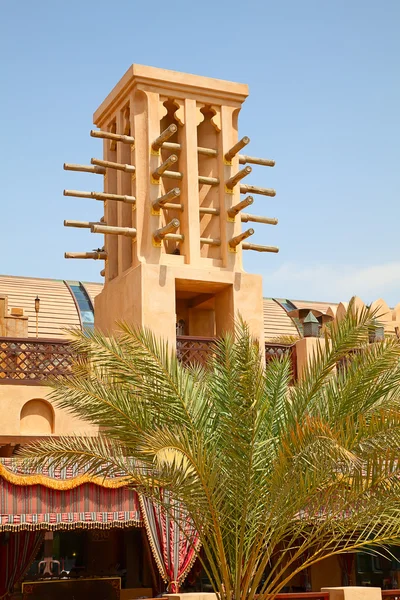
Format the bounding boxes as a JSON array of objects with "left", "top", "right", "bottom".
[{"left": 1, "top": 0, "right": 399, "bottom": 304}]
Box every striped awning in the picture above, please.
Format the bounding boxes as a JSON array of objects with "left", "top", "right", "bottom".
[{"left": 0, "top": 458, "right": 142, "bottom": 531}]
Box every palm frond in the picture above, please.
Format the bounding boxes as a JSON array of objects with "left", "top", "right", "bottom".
[{"left": 18, "top": 311, "right": 400, "bottom": 599}]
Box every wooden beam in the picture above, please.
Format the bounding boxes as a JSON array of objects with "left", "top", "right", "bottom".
[
  {"left": 152, "top": 155, "right": 179, "bottom": 180},
  {"left": 162, "top": 202, "right": 184, "bottom": 210},
  {"left": 91, "top": 158, "right": 136, "bottom": 174},
  {"left": 161, "top": 170, "right": 183, "bottom": 181},
  {"left": 164, "top": 233, "right": 184, "bottom": 241},
  {"left": 198, "top": 175, "right": 219, "bottom": 186},
  {"left": 229, "top": 228, "right": 254, "bottom": 249},
  {"left": 227, "top": 196, "right": 254, "bottom": 218},
  {"left": 162, "top": 141, "right": 218, "bottom": 157},
  {"left": 199, "top": 207, "right": 220, "bottom": 215},
  {"left": 240, "top": 184, "right": 276, "bottom": 197},
  {"left": 239, "top": 154, "right": 275, "bottom": 167},
  {"left": 225, "top": 166, "right": 252, "bottom": 190},
  {"left": 65, "top": 251, "right": 107, "bottom": 260},
  {"left": 64, "top": 189, "right": 136, "bottom": 204},
  {"left": 225, "top": 136, "right": 250, "bottom": 162},
  {"left": 91, "top": 224, "right": 137, "bottom": 237},
  {"left": 242, "top": 243, "right": 279, "bottom": 253},
  {"left": 197, "top": 146, "right": 218, "bottom": 158},
  {"left": 152, "top": 187, "right": 181, "bottom": 211},
  {"left": 64, "top": 163, "right": 105, "bottom": 175},
  {"left": 152, "top": 124, "right": 178, "bottom": 152},
  {"left": 200, "top": 238, "right": 221, "bottom": 246},
  {"left": 64, "top": 220, "right": 105, "bottom": 229},
  {"left": 90, "top": 129, "right": 135, "bottom": 144},
  {"left": 153, "top": 219, "right": 180, "bottom": 242},
  {"left": 241, "top": 214, "right": 278, "bottom": 225}
]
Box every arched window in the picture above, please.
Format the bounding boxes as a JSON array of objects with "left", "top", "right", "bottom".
[{"left": 20, "top": 399, "right": 54, "bottom": 434}]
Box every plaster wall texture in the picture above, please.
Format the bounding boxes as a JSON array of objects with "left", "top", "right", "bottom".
[
  {"left": 95, "top": 263, "right": 265, "bottom": 345},
  {"left": 0, "top": 384, "right": 97, "bottom": 437},
  {"left": 295, "top": 337, "right": 326, "bottom": 380},
  {"left": 20, "top": 399, "right": 53, "bottom": 434},
  {"left": 311, "top": 556, "right": 342, "bottom": 591},
  {"left": 322, "top": 587, "right": 382, "bottom": 600}
]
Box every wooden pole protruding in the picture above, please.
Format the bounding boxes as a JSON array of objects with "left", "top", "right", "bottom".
[
  {"left": 100, "top": 269, "right": 105, "bottom": 277},
  {"left": 241, "top": 214, "right": 278, "bottom": 225},
  {"left": 227, "top": 196, "right": 254, "bottom": 218},
  {"left": 65, "top": 251, "right": 107, "bottom": 260},
  {"left": 162, "top": 142, "right": 218, "bottom": 157},
  {"left": 91, "top": 224, "right": 137, "bottom": 238},
  {"left": 228, "top": 228, "right": 254, "bottom": 249},
  {"left": 239, "top": 155, "right": 275, "bottom": 167},
  {"left": 164, "top": 233, "right": 184, "bottom": 242},
  {"left": 152, "top": 155, "right": 179, "bottom": 180},
  {"left": 152, "top": 124, "right": 178, "bottom": 152},
  {"left": 161, "top": 170, "right": 183, "bottom": 181},
  {"left": 242, "top": 243, "right": 279, "bottom": 253},
  {"left": 64, "top": 163, "right": 105, "bottom": 175},
  {"left": 64, "top": 220, "right": 104, "bottom": 229},
  {"left": 153, "top": 219, "right": 180, "bottom": 243},
  {"left": 64, "top": 189, "right": 136, "bottom": 204},
  {"left": 225, "top": 166, "right": 252, "bottom": 190},
  {"left": 91, "top": 158, "right": 136, "bottom": 174},
  {"left": 162, "top": 203, "right": 184, "bottom": 211},
  {"left": 198, "top": 175, "right": 219, "bottom": 186},
  {"left": 199, "top": 207, "right": 220, "bottom": 216},
  {"left": 90, "top": 130, "right": 135, "bottom": 145},
  {"left": 153, "top": 187, "right": 181, "bottom": 211},
  {"left": 162, "top": 142, "right": 181, "bottom": 151},
  {"left": 224, "top": 137, "right": 250, "bottom": 162},
  {"left": 240, "top": 184, "right": 276, "bottom": 197},
  {"left": 197, "top": 146, "right": 218, "bottom": 158},
  {"left": 200, "top": 238, "right": 221, "bottom": 246}
]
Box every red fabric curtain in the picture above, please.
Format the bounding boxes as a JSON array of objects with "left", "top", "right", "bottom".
[
  {"left": 338, "top": 553, "right": 355, "bottom": 586},
  {"left": 140, "top": 492, "right": 200, "bottom": 593},
  {"left": 0, "top": 531, "right": 43, "bottom": 599}
]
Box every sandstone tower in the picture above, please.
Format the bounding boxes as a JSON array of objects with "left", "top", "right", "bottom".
[{"left": 64, "top": 65, "right": 278, "bottom": 344}]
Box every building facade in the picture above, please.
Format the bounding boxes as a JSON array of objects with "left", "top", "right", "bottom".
[{"left": 1, "top": 65, "right": 400, "bottom": 598}]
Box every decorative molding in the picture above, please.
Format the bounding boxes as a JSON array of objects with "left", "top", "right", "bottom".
[
  {"left": 172, "top": 99, "right": 185, "bottom": 126},
  {"left": 195, "top": 104, "right": 206, "bottom": 126},
  {"left": 159, "top": 97, "right": 169, "bottom": 121},
  {"left": 210, "top": 106, "right": 221, "bottom": 132}
]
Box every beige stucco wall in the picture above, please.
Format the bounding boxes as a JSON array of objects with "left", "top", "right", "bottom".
[
  {"left": 295, "top": 337, "right": 326, "bottom": 379},
  {"left": 322, "top": 587, "right": 381, "bottom": 600},
  {"left": 312, "top": 556, "right": 342, "bottom": 591},
  {"left": 95, "top": 263, "right": 265, "bottom": 345},
  {"left": 0, "top": 384, "right": 98, "bottom": 439}
]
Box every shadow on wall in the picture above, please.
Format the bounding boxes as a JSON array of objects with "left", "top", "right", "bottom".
[{"left": 20, "top": 399, "right": 54, "bottom": 435}]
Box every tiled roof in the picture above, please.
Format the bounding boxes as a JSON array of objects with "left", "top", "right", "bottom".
[
  {"left": 291, "top": 299, "right": 338, "bottom": 316},
  {"left": 263, "top": 298, "right": 299, "bottom": 341},
  {"left": 0, "top": 274, "right": 339, "bottom": 341},
  {"left": 0, "top": 275, "right": 81, "bottom": 338}
]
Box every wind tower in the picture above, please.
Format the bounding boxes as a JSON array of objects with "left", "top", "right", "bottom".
[{"left": 63, "top": 65, "right": 278, "bottom": 344}]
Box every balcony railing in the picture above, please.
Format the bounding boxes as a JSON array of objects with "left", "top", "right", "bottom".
[
  {"left": 265, "top": 342, "right": 297, "bottom": 381},
  {"left": 0, "top": 336, "right": 298, "bottom": 384},
  {"left": 176, "top": 335, "right": 216, "bottom": 367},
  {"left": 0, "top": 337, "right": 74, "bottom": 384}
]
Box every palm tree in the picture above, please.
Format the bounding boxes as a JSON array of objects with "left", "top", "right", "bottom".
[{"left": 20, "top": 301, "right": 400, "bottom": 600}]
